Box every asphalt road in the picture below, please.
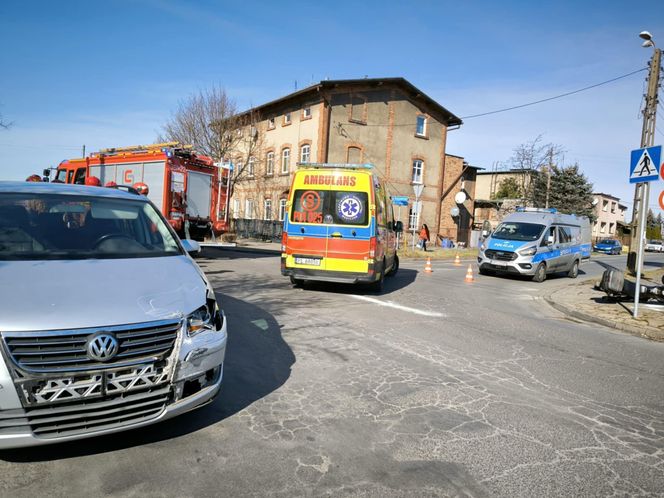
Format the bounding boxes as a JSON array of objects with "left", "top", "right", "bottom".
[{"left": 2, "top": 251, "right": 663, "bottom": 497}]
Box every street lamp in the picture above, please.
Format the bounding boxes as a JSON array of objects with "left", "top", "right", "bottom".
[{"left": 639, "top": 31, "right": 655, "bottom": 47}]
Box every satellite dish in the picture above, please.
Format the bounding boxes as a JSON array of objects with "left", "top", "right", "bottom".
[
  {"left": 450, "top": 206, "right": 460, "bottom": 217},
  {"left": 454, "top": 191, "right": 467, "bottom": 204}
]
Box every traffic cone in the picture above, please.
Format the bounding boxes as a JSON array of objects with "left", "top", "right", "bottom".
[
  {"left": 464, "top": 264, "right": 474, "bottom": 283},
  {"left": 424, "top": 257, "right": 433, "bottom": 273},
  {"left": 453, "top": 252, "right": 461, "bottom": 266}
]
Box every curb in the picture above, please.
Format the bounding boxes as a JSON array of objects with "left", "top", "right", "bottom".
[{"left": 543, "top": 293, "right": 663, "bottom": 342}]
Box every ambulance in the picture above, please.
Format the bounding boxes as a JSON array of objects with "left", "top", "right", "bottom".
[{"left": 281, "top": 163, "right": 402, "bottom": 291}]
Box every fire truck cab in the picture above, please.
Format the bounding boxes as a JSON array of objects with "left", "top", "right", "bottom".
[{"left": 52, "top": 143, "right": 229, "bottom": 241}]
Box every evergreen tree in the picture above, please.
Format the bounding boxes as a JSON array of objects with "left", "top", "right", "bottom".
[
  {"left": 646, "top": 209, "right": 662, "bottom": 239},
  {"left": 530, "top": 163, "right": 595, "bottom": 220},
  {"left": 493, "top": 177, "right": 523, "bottom": 199}
]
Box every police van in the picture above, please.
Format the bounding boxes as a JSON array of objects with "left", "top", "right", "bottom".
[
  {"left": 478, "top": 208, "right": 591, "bottom": 282},
  {"left": 281, "top": 163, "right": 402, "bottom": 291}
]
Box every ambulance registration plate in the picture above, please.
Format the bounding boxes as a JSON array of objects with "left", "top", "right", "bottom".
[{"left": 295, "top": 257, "right": 321, "bottom": 266}]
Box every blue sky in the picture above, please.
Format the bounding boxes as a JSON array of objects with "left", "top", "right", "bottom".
[{"left": 2, "top": 0, "right": 664, "bottom": 214}]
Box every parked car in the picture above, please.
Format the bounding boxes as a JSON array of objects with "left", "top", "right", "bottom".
[
  {"left": 593, "top": 238, "right": 622, "bottom": 255},
  {"left": 645, "top": 239, "right": 664, "bottom": 252},
  {"left": 0, "top": 181, "right": 227, "bottom": 448}
]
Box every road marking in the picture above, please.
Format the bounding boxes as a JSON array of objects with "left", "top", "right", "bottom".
[{"left": 349, "top": 295, "right": 445, "bottom": 317}]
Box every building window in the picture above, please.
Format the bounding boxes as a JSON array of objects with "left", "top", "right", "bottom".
[
  {"left": 408, "top": 207, "right": 420, "bottom": 230},
  {"left": 412, "top": 159, "right": 424, "bottom": 184},
  {"left": 600, "top": 222, "right": 606, "bottom": 233},
  {"left": 350, "top": 95, "right": 366, "bottom": 124},
  {"left": 602, "top": 200, "right": 608, "bottom": 212},
  {"left": 611, "top": 202, "right": 616, "bottom": 213},
  {"left": 347, "top": 146, "right": 362, "bottom": 163},
  {"left": 283, "top": 112, "right": 292, "bottom": 125},
  {"left": 609, "top": 222, "right": 615, "bottom": 234},
  {"left": 232, "top": 199, "right": 240, "bottom": 218},
  {"left": 281, "top": 148, "right": 290, "bottom": 174},
  {"left": 247, "top": 157, "right": 255, "bottom": 177},
  {"left": 268, "top": 117, "right": 275, "bottom": 129},
  {"left": 416, "top": 115, "right": 427, "bottom": 137},
  {"left": 302, "top": 107, "right": 312, "bottom": 119},
  {"left": 300, "top": 144, "right": 311, "bottom": 163},
  {"left": 279, "top": 199, "right": 287, "bottom": 221},
  {"left": 245, "top": 199, "right": 254, "bottom": 219},
  {"left": 264, "top": 199, "right": 272, "bottom": 220},
  {"left": 266, "top": 151, "right": 274, "bottom": 176}
]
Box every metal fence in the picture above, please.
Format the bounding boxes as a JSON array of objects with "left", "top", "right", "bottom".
[{"left": 231, "top": 218, "right": 283, "bottom": 242}]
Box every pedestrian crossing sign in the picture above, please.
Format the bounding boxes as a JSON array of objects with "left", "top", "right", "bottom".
[{"left": 629, "top": 145, "right": 661, "bottom": 183}]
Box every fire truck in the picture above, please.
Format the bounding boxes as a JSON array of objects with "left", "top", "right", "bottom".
[{"left": 51, "top": 143, "right": 230, "bottom": 240}]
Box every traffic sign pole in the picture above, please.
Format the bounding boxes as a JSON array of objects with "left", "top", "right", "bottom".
[{"left": 633, "top": 182, "right": 650, "bottom": 318}]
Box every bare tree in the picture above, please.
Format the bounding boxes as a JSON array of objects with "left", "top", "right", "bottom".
[
  {"left": 0, "top": 111, "right": 12, "bottom": 129},
  {"left": 160, "top": 85, "right": 263, "bottom": 196},
  {"left": 509, "top": 136, "right": 564, "bottom": 203}
]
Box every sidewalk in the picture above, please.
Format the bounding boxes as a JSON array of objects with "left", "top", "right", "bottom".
[{"left": 545, "top": 271, "right": 664, "bottom": 342}]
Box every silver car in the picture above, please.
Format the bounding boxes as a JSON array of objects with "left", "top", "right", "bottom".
[{"left": 0, "top": 181, "right": 227, "bottom": 449}]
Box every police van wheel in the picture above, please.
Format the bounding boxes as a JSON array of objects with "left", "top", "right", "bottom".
[
  {"left": 568, "top": 260, "right": 579, "bottom": 279},
  {"left": 386, "top": 255, "right": 399, "bottom": 277},
  {"left": 532, "top": 263, "right": 547, "bottom": 283}
]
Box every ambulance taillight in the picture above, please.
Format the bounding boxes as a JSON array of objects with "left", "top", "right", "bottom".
[
  {"left": 281, "top": 233, "right": 288, "bottom": 253},
  {"left": 369, "top": 236, "right": 377, "bottom": 258}
]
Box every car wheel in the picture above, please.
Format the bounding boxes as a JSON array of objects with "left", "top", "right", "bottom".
[
  {"left": 289, "top": 276, "right": 304, "bottom": 287},
  {"left": 568, "top": 260, "right": 579, "bottom": 279},
  {"left": 532, "top": 262, "right": 547, "bottom": 283},
  {"left": 370, "top": 260, "right": 385, "bottom": 292},
  {"left": 386, "top": 254, "right": 399, "bottom": 277}
]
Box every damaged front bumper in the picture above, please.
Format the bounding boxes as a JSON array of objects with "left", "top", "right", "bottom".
[{"left": 0, "top": 315, "right": 227, "bottom": 450}]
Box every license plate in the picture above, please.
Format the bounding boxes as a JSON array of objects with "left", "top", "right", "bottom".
[
  {"left": 295, "top": 257, "right": 321, "bottom": 266},
  {"left": 492, "top": 260, "right": 507, "bottom": 267}
]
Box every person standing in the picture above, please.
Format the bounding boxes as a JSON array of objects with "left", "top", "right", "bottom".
[{"left": 419, "top": 223, "right": 430, "bottom": 251}]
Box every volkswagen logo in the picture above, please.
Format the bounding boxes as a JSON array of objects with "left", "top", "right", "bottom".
[{"left": 86, "top": 333, "right": 119, "bottom": 362}]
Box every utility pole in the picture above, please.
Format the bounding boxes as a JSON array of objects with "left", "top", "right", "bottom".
[
  {"left": 545, "top": 148, "right": 553, "bottom": 209},
  {"left": 627, "top": 35, "right": 661, "bottom": 276},
  {"left": 82, "top": 145, "right": 86, "bottom": 158}
]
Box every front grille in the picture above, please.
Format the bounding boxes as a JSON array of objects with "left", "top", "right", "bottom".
[
  {"left": 0, "top": 386, "right": 171, "bottom": 439},
  {"left": 485, "top": 249, "right": 517, "bottom": 261},
  {"left": 2, "top": 319, "right": 181, "bottom": 373}
]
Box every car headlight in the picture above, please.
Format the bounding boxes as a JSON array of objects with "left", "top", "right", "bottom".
[
  {"left": 187, "top": 294, "right": 224, "bottom": 336},
  {"left": 518, "top": 246, "right": 537, "bottom": 257},
  {"left": 480, "top": 241, "right": 486, "bottom": 251}
]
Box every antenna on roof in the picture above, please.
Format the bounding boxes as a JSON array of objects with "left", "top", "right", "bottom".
[{"left": 294, "top": 80, "right": 298, "bottom": 90}]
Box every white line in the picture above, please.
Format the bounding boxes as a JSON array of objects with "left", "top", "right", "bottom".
[{"left": 349, "top": 295, "right": 445, "bottom": 317}]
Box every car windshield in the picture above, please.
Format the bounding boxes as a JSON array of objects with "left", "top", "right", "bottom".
[
  {"left": 648, "top": 240, "right": 662, "bottom": 244},
  {"left": 0, "top": 192, "right": 182, "bottom": 260},
  {"left": 290, "top": 189, "right": 369, "bottom": 226},
  {"left": 492, "top": 222, "right": 545, "bottom": 241},
  {"left": 599, "top": 239, "right": 616, "bottom": 245}
]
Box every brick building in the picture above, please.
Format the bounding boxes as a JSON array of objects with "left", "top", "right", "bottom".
[{"left": 227, "top": 78, "right": 477, "bottom": 244}]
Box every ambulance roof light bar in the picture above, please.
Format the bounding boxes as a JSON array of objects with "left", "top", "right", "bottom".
[{"left": 296, "top": 162, "right": 374, "bottom": 169}]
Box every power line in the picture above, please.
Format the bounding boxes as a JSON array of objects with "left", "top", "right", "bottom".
[{"left": 461, "top": 68, "right": 647, "bottom": 119}]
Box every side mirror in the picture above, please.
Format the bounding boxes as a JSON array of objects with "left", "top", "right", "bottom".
[
  {"left": 481, "top": 230, "right": 489, "bottom": 238},
  {"left": 546, "top": 235, "right": 555, "bottom": 245},
  {"left": 181, "top": 239, "right": 201, "bottom": 254},
  {"left": 42, "top": 168, "right": 51, "bottom": 177},
  {"left": 394, "top": 221, "right": 403, "bottom": 233}
]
